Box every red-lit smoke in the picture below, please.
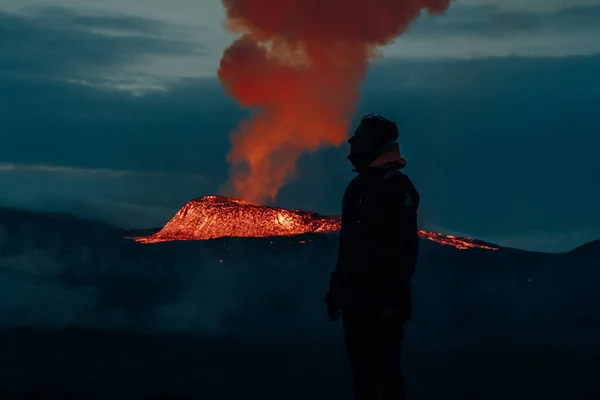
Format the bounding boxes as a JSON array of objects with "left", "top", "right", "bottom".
[{"left": 218, "top": 0, "right": 452, "bottom": 203}]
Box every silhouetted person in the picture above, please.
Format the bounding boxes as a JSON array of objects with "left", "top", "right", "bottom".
[{"left": 325, "top": 115, "right": 419, "bottom": 400}]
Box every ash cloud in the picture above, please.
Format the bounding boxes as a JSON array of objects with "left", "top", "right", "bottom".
[{"left": 218, "top": 0, "right": 452, "bottom": 203}]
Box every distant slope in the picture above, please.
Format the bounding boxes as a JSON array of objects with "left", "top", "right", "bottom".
[
  {"left": 568, "top": 239, "right": 600, "bottom": 258},
  {"left": 0, "top": 206, "right": 123, "bottom": 248}
]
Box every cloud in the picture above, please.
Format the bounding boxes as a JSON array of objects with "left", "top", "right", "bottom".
[
  {"left": 2, "top": 0, "right": 600, "bottom": 92},
  {"left": 0, "top": 162, "right": 204, "bottom": 180},
  {"left": 383, "top": 4, "right": 600, "bottom": 59},
  {"left": 0, "top": 7, "right": 206, "bottom": 91},
  {"left": 0, "top": 0, "right": 227, "bottom": 28},
  {"left": 0, "top": 163, "right": 133, "bottom": 176},
  {"left": 407, "top": 4, "right": 600, "bottom": 37},
  {"left": 458, "top": 0, "right": 600, "bottom": 13},
  {"left": 386, "top": 32, "right": 600, "bottom": 60}
]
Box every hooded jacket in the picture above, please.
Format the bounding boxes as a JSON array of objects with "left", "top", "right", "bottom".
[{"left": 326, "top": 150, "right": 419, "bottom": 320}]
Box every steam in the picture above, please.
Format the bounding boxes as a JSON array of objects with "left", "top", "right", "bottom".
[{"left": 218, "top": 0, "right": 453, "bottom": 203}]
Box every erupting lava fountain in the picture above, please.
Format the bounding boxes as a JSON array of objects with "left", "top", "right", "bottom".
[{"left": 133, "top": 196, "right": 497, "bottom": 251}]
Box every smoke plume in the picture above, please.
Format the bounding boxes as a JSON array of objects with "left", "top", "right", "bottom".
[{"left": 218, "top": 0, "right": 452, "bottom": 203}]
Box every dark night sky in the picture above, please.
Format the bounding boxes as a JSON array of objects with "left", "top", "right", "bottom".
[{"left": 1, "top": 1, "right": 600, "bottom": 252}]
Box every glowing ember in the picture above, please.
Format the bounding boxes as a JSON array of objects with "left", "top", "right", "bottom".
[{"left": 133, "top": 195, "right": 498, "bottom": 251}]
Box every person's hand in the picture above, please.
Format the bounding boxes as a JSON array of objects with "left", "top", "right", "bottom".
[{"left": 327, "top": 305, "right": 342, "bottom": 322}]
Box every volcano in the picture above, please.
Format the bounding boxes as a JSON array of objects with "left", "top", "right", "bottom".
[
  {"left": 133, "top": 196, "right": 497, "bottom": 250},
  {"left": 133, "top": 196, "right": 340, "bottom": 243}
]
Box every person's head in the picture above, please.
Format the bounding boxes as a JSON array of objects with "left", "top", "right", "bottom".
[{"left": 347, "top": 114, "right": 404, "bottom": 170}]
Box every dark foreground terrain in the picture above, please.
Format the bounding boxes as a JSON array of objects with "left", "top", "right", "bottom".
[
  {"left": 0, "top": 207, "right": 598, "bottom": 399},
  {"left": 0, "top": 329, "right": 599, "bottom": 399}
]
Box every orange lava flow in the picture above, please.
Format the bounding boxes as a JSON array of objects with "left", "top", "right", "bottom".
[
  {"left": 417, "top": 231, "right": 498, "bottom": 251},
  {"left": 133, "top": 196, "right": 497, "bottom": 251}
]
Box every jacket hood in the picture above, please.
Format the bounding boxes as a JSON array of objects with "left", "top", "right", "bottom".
[{"left": 369, "top": 146, "right": 407, "bottom": 170}]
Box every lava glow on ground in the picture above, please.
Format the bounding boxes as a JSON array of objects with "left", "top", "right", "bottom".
[{"left": 133, "top": 196, "right": 498, "bottom": 251}]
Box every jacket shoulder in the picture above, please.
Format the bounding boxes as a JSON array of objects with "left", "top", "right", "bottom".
[
  {"left": 383, "top": 170, "right": 417, "bottom": 191},
  {"left": 383, "top": 170, "right": 419, "bottom": 208}
]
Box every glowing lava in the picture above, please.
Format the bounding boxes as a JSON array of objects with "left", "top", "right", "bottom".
[
  {"left": 134, "top": 195, "right": 340, "bottom": 243},
  {"left": 133, "top": 196, "right": 498, "bottom": 251},
  {"left": 418, "top": 231, "right": 498, "bottom": 251}
]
